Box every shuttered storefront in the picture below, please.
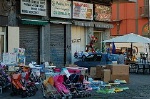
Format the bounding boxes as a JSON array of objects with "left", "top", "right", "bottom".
[
  {"left": 20, "top": 26, "right": 40, "bottom": 64},
  {"left": 50, "top": 24, "right": 65, "bottom": 67}
]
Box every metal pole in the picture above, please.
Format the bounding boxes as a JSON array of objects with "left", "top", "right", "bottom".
[
  {"left": 131, "top": 43, "right": 133, "bottom": 59},
  {"left": 148, "top": 0, "right": 150, "bottom": 38},
  {"left": 148, "top": 0, "right": 150, "bottom": 61}
]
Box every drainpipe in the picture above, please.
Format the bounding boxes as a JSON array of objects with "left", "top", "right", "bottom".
[
  {"left": 117, "top": 1, "right": 120, "bottom": 35},
  {"left": 135, "top": 0, "right": 138, "bottom": 34}
]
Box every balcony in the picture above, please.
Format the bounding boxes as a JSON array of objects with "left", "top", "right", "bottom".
[
  {"left": 140, "top": 6, "right": 148, "bottom": 18},
  {"left": 69, "top": 0, "right": 136, "bottom": 4},
  {"left": 91, "top": 0, "right": 113, "bottom": 5},
  {"left": 113, "top": 0, "right": 137, "bottom": 3}
]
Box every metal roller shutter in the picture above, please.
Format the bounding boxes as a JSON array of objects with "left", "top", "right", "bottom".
[
  {"left": 20, "top": 26, "right": 39, "bottom": 64},
  {"left": 50, "top": 24, "right": 65, "bottom": 67}
]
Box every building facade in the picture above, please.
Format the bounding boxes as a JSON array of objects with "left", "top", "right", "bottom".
[
  {"left": 111, "top": 0, "right": 148, "bottom": 37},
  {"left": 1, "top": 0, "right": 114, "bottom": 67},
  {"left": 111, "top": 0, "right": 149, "bottom": 58}
]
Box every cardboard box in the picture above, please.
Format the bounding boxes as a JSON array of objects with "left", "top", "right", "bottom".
[
  {"left": 111, "top": 75, "right": 129, "bottom": 83},
  {"left": 103, "top": 69, "right": 111, "bottom": 83},
  {"left": 107, "top": 64, "right": 129, "bottom": 75},
  {"left": 90, "top": 67, "right": 96, "bottom": 77},
  {"left": 96, "top": 66, "right": 104, "bottom": 78}
]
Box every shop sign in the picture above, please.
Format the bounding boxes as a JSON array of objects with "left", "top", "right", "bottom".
[
  {"left": 94, "top": 4, "right": 111, "bottom": 21},
  {"left": 51, "top": 0, "right": 71, "bottom": 18},
  {"left": 73, "top": 1, "right": 93, "bottom": 20},
  {"left": 21, "top": 0, "right": 46, "bottom": 16}
]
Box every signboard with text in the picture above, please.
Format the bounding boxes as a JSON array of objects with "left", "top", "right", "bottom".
[
  {"left": 94, "top": 4, "right": 111, "bottom": 21},
  {"left": 21, "top": 0, "right": 47, "bottom": 16},
  {"left": 51, "top": 0, "right": 71, "bottom": 18},
  {"left": 3, "top": 53, "right": 17, "bottom": 65},
  {"left": 73, "top": 1, "right": 93, "bottom": 20}
]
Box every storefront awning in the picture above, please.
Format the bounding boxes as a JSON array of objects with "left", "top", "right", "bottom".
[
  {"left": 74, "top": 21, "right": 94, "bottom": 27},
  {"left": 20, "top": 19, "right": 49, "bottom": 25},
  {"left": 73, "top": 21, "right": 114, "bottom": 28},
  {"left": 50, "top": 20, "right": 72, "bottom": 24}
]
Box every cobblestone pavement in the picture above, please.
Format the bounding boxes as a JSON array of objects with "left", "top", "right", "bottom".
[{"left": 1, "top": 73, "right": 150, "bottom": 99}]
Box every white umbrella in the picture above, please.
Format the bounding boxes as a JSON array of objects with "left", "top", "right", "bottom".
[
  {"left": 103, "top": 33, "right": 150, "bottom": 43},
  {"left": 103, "top": 33, "right": 150, "bottom": 57}
]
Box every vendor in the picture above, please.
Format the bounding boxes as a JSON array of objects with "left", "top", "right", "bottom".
[
  {"left": 106, "top": 49, "right": 112, "bottom": 64},
  {"left": 117, "top": 52, "right": 125, "bottom": 64}
]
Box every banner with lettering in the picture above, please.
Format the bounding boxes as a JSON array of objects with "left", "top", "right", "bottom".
[
  {"left": 73, "top": 1, "right": 93, "bottom": 20},
  {"left": 51, "top": 0, "right": 71, "bottom": 18},
  {"left": 94, "top": 4, "right": 111, "bottom": 21},
  {"left": 21, "top": 0, "right": 46, "bottom": 16}
]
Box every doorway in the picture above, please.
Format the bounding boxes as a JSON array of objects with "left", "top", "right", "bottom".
[
  {"left": 94, "top": 31, "right": 103, "bottom": 52},
  {"left": 0, "top": 27, "right": 6, "bottom": 60}
]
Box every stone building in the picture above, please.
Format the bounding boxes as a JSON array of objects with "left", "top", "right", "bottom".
[{"left": 0, "top": 0, "right": 135, "bottom": 67}]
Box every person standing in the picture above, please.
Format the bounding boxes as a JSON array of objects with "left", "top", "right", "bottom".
[{"left": 117, "top": 52, "right": 125, "bottom": 64}]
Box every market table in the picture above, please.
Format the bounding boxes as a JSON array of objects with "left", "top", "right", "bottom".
[
  {"left": 45, "top": 65, "right": 56, "bottom": 71},
  {"left": 126, "top": 61, "right": 137, "bottom": 73},
  {"left": 66, "top": 67, "right": 88, "bottom": 80},
  {"left": 45, "top": 65, "right": 56, "bottom": 68},
  {"left": 135, "top": 63, "right": 150, "bottom": 74},
  {"left": 66, "top": 67, "right": 88, "bottom": 74}
]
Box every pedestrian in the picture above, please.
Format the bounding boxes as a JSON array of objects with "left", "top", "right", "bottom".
[{"left": 117, "top": 52, "right": 125, "bottom": 64}]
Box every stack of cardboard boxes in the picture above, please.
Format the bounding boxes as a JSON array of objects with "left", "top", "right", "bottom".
[
  {"left": 107, "top": 64, "right": 129, "bottom": 83},
  {"left": 90, "top": 64, "right": 129, "bottom": 83},
  {"left": 90, "top": 66, "right": 105, "bottom": 79}
]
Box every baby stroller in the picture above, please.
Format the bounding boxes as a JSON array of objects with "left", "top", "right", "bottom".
[
  {"left": 29, "top": 67, "right": 42, "bottom": 84},
  {"left": 10, "top": 73, "right": 27, "bottom": 98},
  {"left": 41, "top": 76, "right": 61, "bottom": 99},
  {"left": 0, "top": 68, "right": 11, "bottom": 89},
  {"left": 64, "top": 74, "right": 91, "bottom": 98},
  {"left": 10, "top": 72, "right": 38, "bottom": 98},
  {"left": 54, "top": 75, "right": 72, "bottom": 99}
]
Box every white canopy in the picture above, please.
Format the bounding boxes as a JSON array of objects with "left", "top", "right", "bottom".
[{"left": 103, "top": 33, "right": 150, "bottom": 43}]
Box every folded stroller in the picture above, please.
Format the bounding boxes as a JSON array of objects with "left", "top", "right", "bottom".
[
  {"left": 41, "top": 76, "right": 61, "bottom": 99},
  {"left": 54, "top": 75, "right": 72, "bottom": 99}
]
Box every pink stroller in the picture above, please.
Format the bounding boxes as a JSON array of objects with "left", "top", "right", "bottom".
[{"left": 54, "top": 75, "right": 72, "bottom": 99}]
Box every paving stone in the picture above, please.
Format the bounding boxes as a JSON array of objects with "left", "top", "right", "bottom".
[{"left": 1, "top": 74, "right": 150, "bottom": 99}]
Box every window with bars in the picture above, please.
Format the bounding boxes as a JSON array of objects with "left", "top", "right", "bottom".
[
  {"left": 140, "top": 0, "right": 149, "bottom": 17},
  {"left": 144, "top": 0, "right": 149, "bottom": 6}
]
